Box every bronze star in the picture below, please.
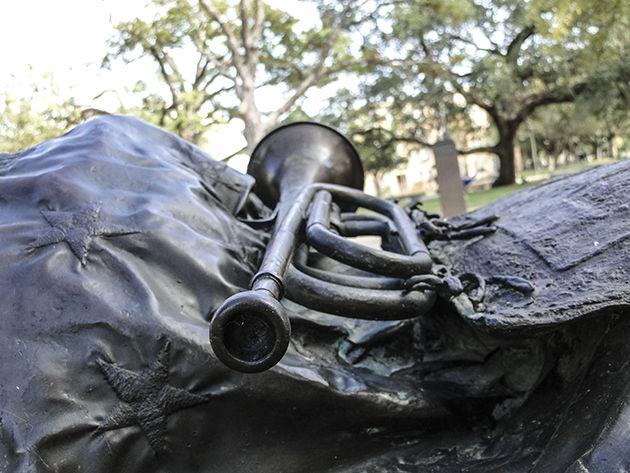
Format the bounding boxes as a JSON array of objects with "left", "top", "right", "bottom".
[
  {"left": 96, "top": 340, "right": 208, "bottom": 454},
  {"left": 30, "top": 204, "right": 138, "bottom": 265}
]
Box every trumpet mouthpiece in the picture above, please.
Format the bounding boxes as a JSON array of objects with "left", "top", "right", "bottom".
[{"left": 209, "top": 290, "right": 291, "bottom": 373}]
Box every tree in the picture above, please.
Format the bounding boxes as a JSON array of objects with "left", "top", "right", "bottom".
[
  {"left": 0, "top": 74, "right": 82, "bottom": 154},
  {"left": 524, "top": 63, "right": 630, "bottom": 168},
  {"left": 342, "top": 0, "right": 629, "bottom": 185},
  {"left": 106, "top": 0, "right": 365, "bottom": 152}
]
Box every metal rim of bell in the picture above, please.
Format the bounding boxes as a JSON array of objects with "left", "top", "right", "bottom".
[{"left": 247, "top": 121, "right": 365, "bottom": 192}]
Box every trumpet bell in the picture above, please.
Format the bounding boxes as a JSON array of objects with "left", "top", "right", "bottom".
[
  {"left": 248, "top": 121, "right": 365, "bottom": 208},
  {"left": 210, "top": 121, "right": 434, "bottom": 373}
]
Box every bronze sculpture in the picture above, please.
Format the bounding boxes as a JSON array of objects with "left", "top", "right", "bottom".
[
  {"left": 211, "top": 122, "right": 435, "bottom": 372},
  {"left": 0, "top": 115, "right": 628, "bottom": 472}
]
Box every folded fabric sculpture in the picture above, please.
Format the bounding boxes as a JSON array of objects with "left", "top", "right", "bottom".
[{"left": 0, "top": 115, "right": 628, "bottom": 472}]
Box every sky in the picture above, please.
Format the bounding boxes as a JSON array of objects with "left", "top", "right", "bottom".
[
  {"left": 0, "top": 0, "right": 149, "bottom": 105},
  {"left": 0, "top": 0, "right": 328, "bottom": 163}
]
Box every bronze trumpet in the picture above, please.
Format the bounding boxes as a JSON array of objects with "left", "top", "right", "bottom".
[{"left": 209, "top": 122, "right": 435, "bottom": 373}]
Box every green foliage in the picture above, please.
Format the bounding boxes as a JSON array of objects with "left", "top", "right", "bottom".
[
  {"left": 2, "top": 0, "right": 627, "bottom": 172},
  {"left": 0, "top": 75, "right": 82, "bottom": 153},
  {"left": 105, "top": 0, "right": 365, "bottom": 147},
  {"left": 326, "top": 0, "right": 629, "bottom": 182}
]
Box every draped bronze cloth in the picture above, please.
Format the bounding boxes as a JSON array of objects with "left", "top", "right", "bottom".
[{"left": 0, "top": 116, "right": 628, "bottom": 472}]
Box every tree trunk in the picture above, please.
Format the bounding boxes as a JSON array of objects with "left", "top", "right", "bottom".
[
  {"left": 242, "top": 114, "right": 266, "bottom": 155},
  {"left": 372, "top": 172, "right": 383, "bottom": 197},
  {"left": 529, "top": 133, "right": 539, "bottom": 170},
  {"left": 595, "top": 140, "right": 602, "bottom": 160},
  {"left": 494, "top": 142, "right": 516, "bottom": 186},
  {"left": 610, "top": 133, "right": 619, "bottom": 159},
  {"left": 490, "top": 119, "right": 519, "bottom": 187},
  {"left": 239, "top": 76, "right": 268, "bottom": 154},
  {"left": 558, "top": 150, "right": 567, "bottom": 166},
  {"left": 514, "top": 141, "right": 524, "bottom": 181}
]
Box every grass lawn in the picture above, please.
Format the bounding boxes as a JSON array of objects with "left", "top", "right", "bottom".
[{"left": 418, "top": 158, "right": 617, "bottom": 216}]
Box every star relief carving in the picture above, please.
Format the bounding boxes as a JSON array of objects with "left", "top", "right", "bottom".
[
  {"left": 30, "top": 204, "right": 139, "bottom": 265},
  {"left": 96, "top": 340, "right": 209, "bottom": 454}
]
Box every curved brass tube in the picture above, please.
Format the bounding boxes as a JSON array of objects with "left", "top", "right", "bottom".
[
  {"left": 285, "top": 264, "right": 435, "bottom": 319},
  {"left": 209, "top": 122, "right": 435, "bottom": 373},
  {"left": 292, "top": 245, "right": 404, "bottom": 290}
]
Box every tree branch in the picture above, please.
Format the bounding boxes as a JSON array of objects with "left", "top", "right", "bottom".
[
  {"left": 149, "top": 46, "right": 179, "bottom": 109},
  {"left": 505, "top": 25, "right": 535, "bottom": 62},
  {"left": 240, "top": 0, "right": 250, "bottom": 60},
  {"left": 161, "top": 50, "right": 185, "bottom": 91},
  {"left": 204, "top": 84, "right": 235, "bottom": 102},
  {"left": 200, "top": 68, "right": 233, "bottom": 91},
  {"left": 240, "top": 0, "right": 264, "bottom": 69},
  {"left": 193, "top": 54, "right": 210, "bottom": 89},
  {"left": 268, "top": 69, "right": 323, "bottom": 123},
  {"left": 252, "top": 0, "right": 265, "bottom": 44},
  {"left": 446, "top": 33, "right": 500, "bottom": 55},
  {"left": 352, "top": 127, "right": 433, "bottom": 147},
  {"left": 219, "top": 145, "right": 248, "bottom": 161},
  {"left": 199, "top": 0, "right": 248, "bottom": 82},
  {"left": 458, "top": 145, "right": 497, "bottom": 155},
  {"left": 450, "top": 79, "right": 501, "bottom": 122},
  {"left": 268, "top": 1, "right": 355, "bottom": 122},
  {"left": 514, "top": 82, "right": 588, "bottom": 123},
  {"left": 419, "top": 35, "right": 500, "bottom": 123}
]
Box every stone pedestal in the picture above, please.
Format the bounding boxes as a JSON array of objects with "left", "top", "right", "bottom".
[{"left": 433, "top": 136, "right": 466, "bottom": 218}]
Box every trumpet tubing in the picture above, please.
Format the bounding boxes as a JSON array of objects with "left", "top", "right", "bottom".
[{"left": 209, "top": 122, "right": 435, "bottom": 373}]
